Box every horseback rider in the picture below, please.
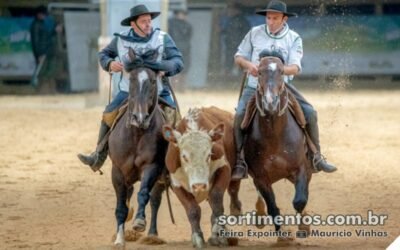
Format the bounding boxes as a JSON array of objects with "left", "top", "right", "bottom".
[
  {"left": 231, "top": 0, "right": 337, "bottom": 180},
  {"left": 78, "top": 4, "right": 184, "bottom": 172}
]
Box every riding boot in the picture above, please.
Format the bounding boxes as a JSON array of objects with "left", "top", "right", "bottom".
[
  {"left": 77, "top": 121, "right": 110, "bottom": 172},
  {"left": 306, "top": 121, "right": 337, "bottom": 173},
  {"left": 231, "top": 114, "right": 248, "bottom": 180}
]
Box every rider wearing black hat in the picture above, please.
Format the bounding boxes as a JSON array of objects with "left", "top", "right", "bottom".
[
  {"left": 231, "top": 0, "right": 337, "bottom": 180},
  {"left": 78, "top": 4, "right": 184, "bottom": 172}
]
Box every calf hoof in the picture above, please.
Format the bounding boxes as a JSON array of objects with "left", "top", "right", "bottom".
[
  {"left": 208, "top": 236, "right": 228, "bottom": 247},
  {"left": 132, "top": 218, "right": 146, "bottom": 232},
  {"left": 192, "top": 232, "right": 205, "bottom": 249}
]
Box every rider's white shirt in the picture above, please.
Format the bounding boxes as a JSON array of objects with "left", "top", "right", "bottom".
[
  {"left": 235, "top": 23, "right": 303, "bottom": 88},
  {"left": 116, "top": 29, "right": 166, "bottom": 94}
]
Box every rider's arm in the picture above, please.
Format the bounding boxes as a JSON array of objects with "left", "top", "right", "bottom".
[
  {"left": 283, "top": 64, "right": 300, "bottom": 76},
  {"left": 234, "top": 29, "right": 258, "bottom": 77},
  {"left": 235, "top": 56, "right": 258, "bottom": 77},
  {"left": 156, "top": 34, "right": 184, "bottom": 77},
  {"left": 285, "top": 36, "right": 303, "bottom": 76},
  {"left": 98, "top": 37, "right": 119, "bottom": 72}
]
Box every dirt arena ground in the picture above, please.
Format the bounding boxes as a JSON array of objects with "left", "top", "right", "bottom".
[{"left": 0, "top": 89, "right": 399, "bottom": 250}]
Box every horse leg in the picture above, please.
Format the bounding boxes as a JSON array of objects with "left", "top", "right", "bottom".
[
  {"left": 255, "top": 180, "right": 294, "bottom": 242},
  {"left": 133, "top": 163, "right": 161, "bottom": 232},
  {"left": 148, "top": 180, "right": 165, "bottom": 236},
  {"left": 253, "top": 180, "right": 280, "bottom": 231},
  {"left": 293, "top": 165, "right": 311, "bottom": 236},
  {"left": 255, "top": 191, "right": 267, "bottom": 229},
  {"left": 112, "top": 165, "right": 129, "bottom": 247},
  {"left": 228, "top": 180, "right": 242, "bottom": 216},
  {"left": 173, "top": 186, "right": 205, "bottom": 249}
]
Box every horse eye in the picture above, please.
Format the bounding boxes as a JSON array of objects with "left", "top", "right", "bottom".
[{"left": 182, "top": 154, "right": 189, "bottom": 162}]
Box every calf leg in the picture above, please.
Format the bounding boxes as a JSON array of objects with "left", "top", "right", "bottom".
[
  {"left": 173, "top": 187, "right": 205, "bottom": 249},
  {"left": 133, "top": 163, "right": 162, "bottom": 232}
]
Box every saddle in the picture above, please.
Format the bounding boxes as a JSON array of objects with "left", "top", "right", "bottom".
[
  {"left": 107, "top": 99, "right": 180, "bottom": 130},
  {"left": 240, "top": 86, "right": 318, "bottom": 156}
]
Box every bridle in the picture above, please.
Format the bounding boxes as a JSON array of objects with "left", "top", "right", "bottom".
[
  {"left": 255, "top": 61, "right": 289, "bottom": 117},
  {"left": 126, "top": 68, "right": 159, "bottom": 129}
]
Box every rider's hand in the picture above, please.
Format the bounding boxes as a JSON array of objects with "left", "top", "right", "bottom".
[
  {"left": 247, "top": 62, "right": 259, "bottom": 77},
  {"left": 109, "top": 61, "right": 123, "bottom": 72}
]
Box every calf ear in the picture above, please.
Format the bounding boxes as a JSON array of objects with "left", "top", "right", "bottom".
[
  {"left": 209, "top": 123, "right": 224, "bottom": 142},
  {"left": 162, "top": 125, "right": 181, "bottom": 143}
]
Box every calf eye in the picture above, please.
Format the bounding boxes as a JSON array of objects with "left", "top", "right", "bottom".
[{"left": 182, "top": 154, "right": 189, "bottom": 162}]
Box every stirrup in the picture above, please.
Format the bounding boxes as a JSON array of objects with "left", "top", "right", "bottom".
[
  {"left": 231, "top": 159, "right": 248, "bottom": 180},
  {"left": 313, "top": 153, "right": 336, "bottom": 173},
  {"left": 77, "top": 152, "right": 104, "bottom": 175}
]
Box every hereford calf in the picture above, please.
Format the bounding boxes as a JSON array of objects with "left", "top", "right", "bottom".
[{"left": 162, "top": 106, "right": 235, "bottom": 248}]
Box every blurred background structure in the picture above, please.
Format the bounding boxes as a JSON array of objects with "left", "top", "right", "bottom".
[{"left": 1, "top": 0, "right": 400, "bottom": 95}]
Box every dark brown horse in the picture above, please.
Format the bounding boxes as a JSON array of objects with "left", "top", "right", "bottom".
[
  {"left": 109, "top": 48, "right": 168, "bottom": 247},
  {"left": 230, "top": 51, "right": 313, "bottom": 238}
]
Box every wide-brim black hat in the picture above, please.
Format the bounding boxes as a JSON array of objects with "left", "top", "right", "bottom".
[
  {"left": 121, "top": 4, "right": 160, "bottom": 26},
  {"left": 256, "top": 0, "right": 297, "bottom": 17}
]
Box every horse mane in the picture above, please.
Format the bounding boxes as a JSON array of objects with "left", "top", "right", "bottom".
[{"left": 258, "top": 49, "right": 285, "bottom": 64}]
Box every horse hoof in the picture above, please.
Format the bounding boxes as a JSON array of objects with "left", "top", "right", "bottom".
[
  {"left": 139, "top": 235, "right": 166, "bottom": 245},
  {"left": 227, "top": 237, "right": 239, "bottom": 246},
  {"left": 229, "top": 203, "right": 242, "bottom": 216},
  {"left": 124, "top": 229, "right": 142, "bottom": 241},
  {"left": 132, "top": 218, "right": 146, "bottom": 232},
  {"left": 277, "top": 226, "right": 294, "bottom": 242},
  {"left": 112, "top": 242, "right": 125, "bottom": 250},
  {"left": 208, "top": 236, "right": 228, "bottom": 247},
  {"left": 277, "top": 233, "right": 295, "bottom": 242},
  {"left": 298, "top": 224, "right": 310, "bottom": 236},
  {"left": 192, "top": 232, "right": 205, "bottom": 249}
]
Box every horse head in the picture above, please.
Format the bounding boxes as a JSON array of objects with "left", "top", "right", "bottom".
[
  {"left": 123, "top": 47, "right": 159, "bottom": 129},
  {"left": 256, "top": 50, "right": 288, "bottom": 117}
]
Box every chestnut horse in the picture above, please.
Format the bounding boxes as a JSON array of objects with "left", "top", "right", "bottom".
[
  {"left": 108, "top": 48, "right": 168, "bottom": 247},
  {"left": 230, "top": 50, "right": 313, "bottom": 237}
]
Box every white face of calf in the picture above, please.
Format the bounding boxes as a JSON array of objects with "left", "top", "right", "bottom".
[
  {"left": 179, "top": 131, "right": 212, "bottom": 192},
  {"left": 163, "top": 123, "right": 224, "bottom": 195}
]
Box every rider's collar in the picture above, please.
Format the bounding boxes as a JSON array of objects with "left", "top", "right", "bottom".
[{"left": 265, "top": 23, "right": 289, "bottom": 39}]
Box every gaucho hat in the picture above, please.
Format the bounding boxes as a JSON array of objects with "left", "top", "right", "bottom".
[
  {"left": 256, "top": 0, "right": 297, "bottom": 17},
  {"left": 120, "top": 4, "right": 160, "bottom": 26}
]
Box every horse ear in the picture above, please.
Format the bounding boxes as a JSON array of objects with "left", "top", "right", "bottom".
[
  {"left": 128, "top": 47, "right": 136, "bottom": 61},
  {"left": 162, "top": 125, "right": 181, "bottom": 143},
  {"left": 209, "top": 123, "right": 224, "bottom": 142}
]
